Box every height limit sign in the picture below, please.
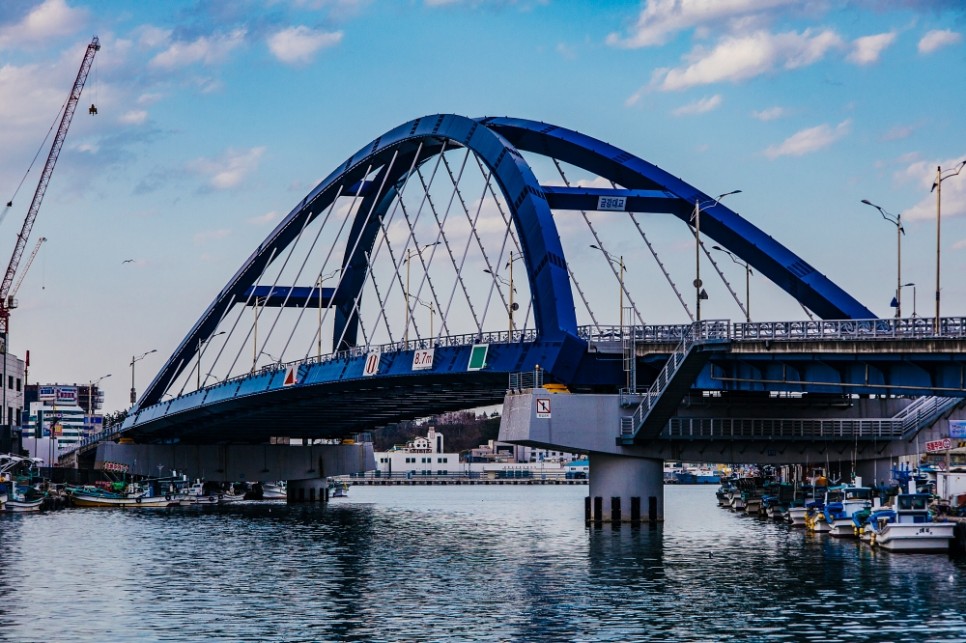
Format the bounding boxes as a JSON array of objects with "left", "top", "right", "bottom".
[{"left": 536, "top": 398, "right": 551, "bottom": 419}]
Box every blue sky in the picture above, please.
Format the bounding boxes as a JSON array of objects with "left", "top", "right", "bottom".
[{"left": 1, "top": 0, "right": 965, "bottom": 412}]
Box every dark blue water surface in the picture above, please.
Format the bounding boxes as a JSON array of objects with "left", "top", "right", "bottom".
[{"left": 1, "top": 485, "right": 964, "bottom": 642}]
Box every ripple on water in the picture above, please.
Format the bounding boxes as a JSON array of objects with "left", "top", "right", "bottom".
[{"left": 0, "top": 485, "right": 964, "bottom": 642}]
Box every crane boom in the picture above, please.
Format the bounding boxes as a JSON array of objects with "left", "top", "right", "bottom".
[
  {"left": 0, "top": 36, "right": 99, "bottom": 336},
  {"left": 9, "top": 237, "right": 47, "bottom": 302}
]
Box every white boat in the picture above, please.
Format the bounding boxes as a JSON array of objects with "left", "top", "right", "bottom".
[
  {"left": 1, "top": 454, "right": 46, "bottom": 512},
  {"left": 824, "top": 485, "right": 873, "bottom": 537},
  {"left": 867, "top": 492, "right": 955, "bottom": 552},
  {"left": 180, "top": 480, "right": 221, "bottom": 505},
  {"left": 5, "top": 496, "right": 44, "bottom": 512},
  {"left": 68, "top": 483, "right": 179, "bottom": 508},
  {"left": 261, "top": 482, "right": 287, "bottom": 500},
  {"left": 787, "top": 505, "right": 808, "bottom": 527},
  {"left": 329, "top": 481, "right": 349, "bottom": 498}
]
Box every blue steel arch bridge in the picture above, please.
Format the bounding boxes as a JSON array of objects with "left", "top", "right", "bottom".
[{"left": 70, "top": 114, "right": 966, "bottom": 457}]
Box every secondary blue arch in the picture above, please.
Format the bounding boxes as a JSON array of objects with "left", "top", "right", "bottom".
[{"left": 483, "top": 116, "right": 875, "bottom": 321}]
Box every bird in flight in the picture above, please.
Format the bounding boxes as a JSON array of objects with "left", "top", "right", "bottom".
[{"left": 122, "top": 259, "right": 135, "bottom": 264}]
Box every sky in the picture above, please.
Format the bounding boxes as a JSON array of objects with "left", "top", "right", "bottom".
[{"left": 1, "top": 0, "right": 965, "bottom": 413}]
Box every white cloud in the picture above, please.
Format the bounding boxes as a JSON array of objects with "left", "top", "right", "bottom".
[
  {"left": 848, "top": 32, "right": 896, "bottom": 65},
  {"left": 193, "top": 229, "right": 232, "bottom": 245},
  {"left": 555, "top": 42, "right": 576, "bottom": 60},
  {"left": 187, "top": 147, "right": 266, "bottom": 190},
  {"left": 881, "top": 124, "right": 914, "bottom": 141},
  {"left": 672, "top": 94, "right": 722, "bottom": 116},
  {"left": 752, "top": 106, "right": 785, "bottom": 121},
  {"left": 918, "top": 29, "right": 962, "bottom": 54},
  {"left": 606, "top": 0, "right": 800, "bottom": 48},
  {"left": 624, "top": 87, "right": 645, "bottom": 107},
  {"left": 119, "top": 110, "right": 148, "bottom": 125},
  {"left": 136, "top": 25, "right": 172, "bottom": 50},
  {"left": 763, "top": 119, "right": 850, "bottom": 159},
  {"left": 248, "top": 210, "right": 282, "bottom": 225},
  {"left": 267, "top": 26, "right": 342, "bottom": 64},
  {"left": 652, "top": 29, "right": 843, "bottom": 91},
  {"left": 0, "top": 0, "right": 87, "bottom": 49},
  {"left": 149, "top": 28, "right": 247, "bottom": 70},
  {"left": 137, "top": 92, "right": 164, "bottom": 106},
  {"left": 896, "top": 156, "right": 966, "bottom": 222}
]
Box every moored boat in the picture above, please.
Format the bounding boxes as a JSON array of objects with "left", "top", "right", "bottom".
[
  {"left": 866, "top": 492, "right": 955, "bottom": 552},
  {"left": 824, "top": 484, "right": 873, "bottom": 537},
  {"left": 68, "top": 483, "right": 179, "bottom": 508}
]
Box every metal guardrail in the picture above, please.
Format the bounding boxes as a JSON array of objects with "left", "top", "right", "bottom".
[
  {"left": 508, "top": 368, "right": 544, "bottom": 391},
  {"left": 666, "top": 417, "right": 905, "bottom": 440}
]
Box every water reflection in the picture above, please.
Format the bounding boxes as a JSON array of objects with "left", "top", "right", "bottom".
[{"left": 0, "top": 486, "right": 963, "bottom": 642}]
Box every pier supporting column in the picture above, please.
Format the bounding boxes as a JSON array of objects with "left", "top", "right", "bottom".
[
  {"left": 588, "top": 453, "right": 664, "bottom": 523},
  {"left": 854, "top": 458, "right": 895, "bottom": 489},
  {"left": 287, "top": 478, "right": 329, "bottom": 503}
]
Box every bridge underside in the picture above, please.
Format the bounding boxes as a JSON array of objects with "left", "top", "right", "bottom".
[{"left": 124, "top": 372, "right": 507, "bottom": 445}]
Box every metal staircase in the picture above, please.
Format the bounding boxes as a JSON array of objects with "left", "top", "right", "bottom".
[
  {"left": 895, "top": 395, "right": 964, "bottom": 440},
  {"left": 619, "top": 320, "right": 730, "bottom": 445}
]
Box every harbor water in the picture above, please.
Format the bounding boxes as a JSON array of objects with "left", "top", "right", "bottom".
[{"left": 1, "top": 485, "right": 964, "bottom": 642}]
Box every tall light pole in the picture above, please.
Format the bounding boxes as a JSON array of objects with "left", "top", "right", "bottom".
[
  {"left": 414, "top": 298, "right": 435, "bottom": 340},
  {"left": 316, "top": 269, "right": 340, "bottom": 359},
  {"left": 197, "top": 331, "right": 226, "bottom": 389},
  {"left": 130, "top": 349, "right": 157, "bottom": 406},
  {"left": 861, "top": 199, "right": 904, "bottom": 319},
  {"left": 932, "top": 161, "right": 966, "bottom": 332},
  {"left": 711, "top": 245, "right": 752, "bottom": 322},
  {"left": 405, "top": 242, "right": 439, "bottom": 344},
  {"left": 590, "top": 245, "right": 624, "bottom": 337},
  {"left": 901, "top": 282, "right": 916, "bottom": 318},
  {"left": 483, "top": 268, "right": 517, "bottom": 335},
  {"left": 88, "top": 373, "right": 110, "bottom": 435},
  {"left": 693, "top": 190, "right": 741, "bottom": 321}
]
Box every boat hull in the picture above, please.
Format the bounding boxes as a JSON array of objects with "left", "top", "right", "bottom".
[
  {"left": 4, "top": 498, "right": 44, "bottom": 512},
  {"left": 69, "top": 492, "right": 177, "bottom": 508},
  {"left": 874, "top": 523, "right": 955, "bottom": 552}
]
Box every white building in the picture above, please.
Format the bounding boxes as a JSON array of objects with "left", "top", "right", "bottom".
[
  {"left": 0, "top": 351, "right": 25, "bottom": 429},
  {"left": 22, "top": 385, "right": 101, "bottom": 452},
  {"left": 371, "top": 426, "right": 581, "bottom": 479}
]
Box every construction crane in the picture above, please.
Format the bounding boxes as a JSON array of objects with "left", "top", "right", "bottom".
[
  {"left": 9, "top": 237, "right": 47, "bottom": 305},
  {"left": 0, "top": 36, "right": 99, "bottom": 347}
]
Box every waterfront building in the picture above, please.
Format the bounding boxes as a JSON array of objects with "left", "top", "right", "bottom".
[
  {"left": 21, "top": 384, "right": 106, "bottom": 455},
  {"left": 372, "top": 426, "right": 581, "bottom": 479},
  {"left": 0, "top": 351, "right": 26, "bottom": 452}
]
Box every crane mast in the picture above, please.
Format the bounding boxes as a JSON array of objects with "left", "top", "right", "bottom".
[
  {"left": 9, "top": 237, "right": 47, "bottom": 303},
  {"left": 0, "top": 36, "right": 100, "bottom": 343}
]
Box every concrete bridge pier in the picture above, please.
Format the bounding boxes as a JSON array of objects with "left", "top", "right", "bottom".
[
  {"left": 587, "top": 453, "right": 664, "bottom": 524},
  {"left": 853, "top": 458, "right": 896, "bottom": 489},
  {"left": 287, "top": 478, "right": 330, "bottom": 503}
]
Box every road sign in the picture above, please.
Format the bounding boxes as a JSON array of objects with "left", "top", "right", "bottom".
[
  {"left": 536, "top": 397, "right": 551, "bottom": 418},
  {"left": 363, "top": 350, "right": 381, "bottom": 377},
  {"left": 412, "top": 349, "right": 434, "bottom": 371},
  {"left": 284, "top": 365, "right": 298, "bottom": 386},
  {"left": 950, "top": 420, "right": 966, "bottom": 439},
  {"left": 467, "top": 344, "right": 488, "bottom": 371}
]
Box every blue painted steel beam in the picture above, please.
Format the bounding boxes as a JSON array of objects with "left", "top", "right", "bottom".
[
  {"left": 483, "top": 117, "right": 875, "bottom": 321},
  {"left": 541, "top": 186, "right": 692, "bottom": 215},
  {"left": 242, "top": 286, "right": 334, "bottom": 308}
]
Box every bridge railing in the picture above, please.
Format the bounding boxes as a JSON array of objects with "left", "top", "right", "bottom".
[
  {"left": 508, "top": 368, "right": 544, "bottom": 391},
  {"left": 666, "top": 417, "right": 905, "bottom": 440},
  {"left": 732, "top": 316, "right": 966, "bottom": 340}
]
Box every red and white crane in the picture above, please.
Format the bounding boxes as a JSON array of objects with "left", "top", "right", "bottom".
[{"left": 0, "top": 36, "right": 100, "bottom": 343}]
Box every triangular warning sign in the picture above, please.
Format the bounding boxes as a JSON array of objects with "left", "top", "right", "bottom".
[{"left": 283, "top": 365, "right": 298, "bottom": 386}]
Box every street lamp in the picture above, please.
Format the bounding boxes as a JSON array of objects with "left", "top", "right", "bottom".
[
  {"left": 589, "top": 245, "right": 624, "bottom": 336},
  {"left": 130, "top": 349, "right": 157, "bottom": 406},
  {"left": 931, "top": 160, "right": 966, "bottom": 332},
  {"left": 711, "top": 245, "right": 752, "bottom": 322},
  {"left": 693, "top": 190, "right": 741, "bottom": 321},
  {"left": 197, "top": 331, "right": 226, "bottom": 389},
  {"left": 87, "top": 373, "right": 111, "bottom": 435},
  {"left": 901, "top": 282, "right": 916, "bottom": 318},
  {"left": 414, "top": 298, "right": 435, "bottom": 341},
  {"left": 316, "top": 269, "right": 340, "bottom": 359},
  {"left": 483, "top": 265, "right": 519, "bottom": 335},
  {"left": 861, "top": 199, "right": 905, "bottom": 319},
  {"left": 405, "top": 242, "right": 440, "bottom": 344}
]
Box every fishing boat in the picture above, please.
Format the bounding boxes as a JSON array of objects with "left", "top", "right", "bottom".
[
  {"left": 261, "top": 482, "right": 288, "bottom": 500},
  {"left": 866, "top": 492, "right": 955, "bottom": 552},
  {"left": 180, "top": 480, "right": 221, "bottom": 505},
  {"left": 329, "top": 480, "right": 350, "bottom": 498},
  {"left": 1, "top": 454, "right": 47, "bottom": 512},
  {"left": 68, "top": 482, "right": 178, "bottom": 508},
  {"left": 823, "top": 484, "right": 873, "bottom": 537}
]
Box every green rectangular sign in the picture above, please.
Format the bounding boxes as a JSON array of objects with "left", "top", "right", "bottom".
[{"left": 467, "top": 344, "right": 488, "bottom": 371}]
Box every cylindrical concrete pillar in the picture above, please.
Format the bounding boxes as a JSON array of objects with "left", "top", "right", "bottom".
[
  {"left": 588, "top": 453, "right": 664, "bottom": 523},
  {"left": 286, "top": 478, "right": 328, "bottom": 503}
]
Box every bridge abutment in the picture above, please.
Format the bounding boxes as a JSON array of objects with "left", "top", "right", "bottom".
[
  {"left": 587, "top": 453, "right": 664, "bottom": 523},
  {"left": 287, "top": 478, "right": 330, "bottom": 503}
]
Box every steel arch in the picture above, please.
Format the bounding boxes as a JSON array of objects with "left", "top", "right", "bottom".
[
  {"left": 138, "top": 114, "right": 873, "bottom": 410},
  {"left": 139, "top": 114, "right": 579, "bottom": 408}
]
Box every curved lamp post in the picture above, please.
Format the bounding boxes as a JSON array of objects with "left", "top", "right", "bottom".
[
  {"left": 861, "top": 199, "right": 904, "bottom": 319},
  {"left": 711, "top": 245, "right": 752, "bottom": 322},
  {"left": 932, "top": 161, "right": 966, "bottom": 332},
  {"left": 130, "top": 349, "right": 157, "bottom": 406},
  {"left": 693, "top": 190, "right": 741, "bottom": 321}
]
